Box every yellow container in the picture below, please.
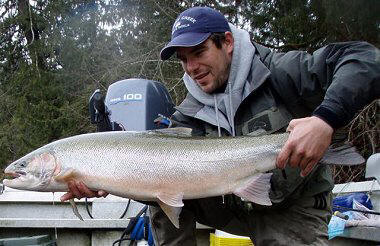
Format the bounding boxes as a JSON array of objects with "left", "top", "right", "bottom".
[{"left": 210, "top": 233, "right": 254, "bottom": 246}]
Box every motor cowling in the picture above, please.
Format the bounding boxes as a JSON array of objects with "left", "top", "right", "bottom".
[{"left": 89, "top": 78, "right": 175, "bottom": 131}]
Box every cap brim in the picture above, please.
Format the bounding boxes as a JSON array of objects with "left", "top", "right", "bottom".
[{"left": 160, "top": 32, "right": 211, "bottom": 60}]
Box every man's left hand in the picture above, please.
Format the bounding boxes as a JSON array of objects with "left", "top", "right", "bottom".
[
  {"left": 60, "top": 181, "right": 108, "bottom": 202},
  {"left": 276, "top": 116, "right": 333, "bottom": 177}
]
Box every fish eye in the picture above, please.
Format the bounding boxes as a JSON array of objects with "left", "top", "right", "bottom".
[{"left": 19, "top": 161, "right": 27, "bottom": 167}]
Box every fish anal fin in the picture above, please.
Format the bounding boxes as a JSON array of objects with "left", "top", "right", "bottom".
[
  {"left": 321, "top": 144, "right": 365, "bottom": 166},
  {"left": 234, "top": 173, "right": 272, "bottom": 206},
  {"left": 156, "top": 192, "right": 184, "bottom": 228},
  {"left": 54, "top": 168, "right": 77, "bottom": 182},
  {"left": 157, "top": 200, "right": 182, "bottom": 229}
]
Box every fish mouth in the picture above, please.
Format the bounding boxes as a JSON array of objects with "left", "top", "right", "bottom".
[
  {"left": 3, "top": 171, "right": 26, "bottom": 180},
  {"left": 2, "top": 171, "right": 26, "bottom": 187}
]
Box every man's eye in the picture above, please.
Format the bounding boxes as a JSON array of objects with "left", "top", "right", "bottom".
[{"left": 194, "top": 51, "right": 203, "bottom": 57}]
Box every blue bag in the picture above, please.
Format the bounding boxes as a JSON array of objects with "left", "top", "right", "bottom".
[{"left": 333, "top": 192, "right": 373, "bottom": 212}]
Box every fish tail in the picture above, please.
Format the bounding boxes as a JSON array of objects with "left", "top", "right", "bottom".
[{"left": 321, "top": 144, "right": 365, "bottom": 166}]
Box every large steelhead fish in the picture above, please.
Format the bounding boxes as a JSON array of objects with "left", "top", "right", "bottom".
[{"left": 3, "top": 128, "right": 364, "bottom": 228}]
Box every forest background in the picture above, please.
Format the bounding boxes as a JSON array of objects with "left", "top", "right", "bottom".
[{"left": 0, "top": 0, "right": 379, "bottom": 182}]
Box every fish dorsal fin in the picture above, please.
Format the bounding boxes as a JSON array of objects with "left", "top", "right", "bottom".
[
  {"left": 156, "top": 192, "right": 184, "bottom": 228},
  {"left": 320, "top": 143, "right": 365, "bottom": 166},
  {"left": 150, "top": 127, "right": 193, "bottom": 137},
  {"left": 233, "top": 173, "right": 272, "bottom": 206},
  {"left": 54, "top": 168, "right": 77, "bottom": 182},
  {"left": 246, "top": 128, "right": 267, "bottom": 137}
]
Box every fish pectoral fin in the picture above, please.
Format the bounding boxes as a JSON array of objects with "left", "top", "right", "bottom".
[
  {"left": 157, "top": 200, "right": 182, "bottom": 229},
  {"left": 69, "top": 198, "right": 84, "bottom": 221},
  {"left": 320, "top": 144, "right": 365, "bottom": 166},
  {"left": 54, "top": 168, "right": 77, "bottom": 182},
  {"left": 233, "top": 173, "right": 272, "bottom": 206}
]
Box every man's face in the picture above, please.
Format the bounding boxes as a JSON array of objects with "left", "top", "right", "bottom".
[{"left": 176, "top": 32, "right": 234, "bottom": 93}]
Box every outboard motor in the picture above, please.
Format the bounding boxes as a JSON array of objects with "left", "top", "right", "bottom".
[{"left": 89, "top": 78, "right": 175, "bottom": 131}]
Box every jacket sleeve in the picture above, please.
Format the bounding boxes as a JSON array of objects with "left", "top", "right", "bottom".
[{"left": 265, "top": 41, "right": 380, "bottom": 129}]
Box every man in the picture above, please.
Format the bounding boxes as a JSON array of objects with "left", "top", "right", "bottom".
[
  {"left": 149, "top": 6, "right": 380, "bottom": 245},
  {"left": 62, "top": 6, "right": 379, "bottom": 246}
]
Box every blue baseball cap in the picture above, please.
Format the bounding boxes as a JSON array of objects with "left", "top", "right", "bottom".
[{"left": 160, "top": 7, "right": 230, "bottom": 60}]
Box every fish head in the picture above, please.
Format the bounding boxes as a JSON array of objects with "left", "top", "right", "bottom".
[{"left": 3, "top": 151, "right": 58, "bottom": 191}]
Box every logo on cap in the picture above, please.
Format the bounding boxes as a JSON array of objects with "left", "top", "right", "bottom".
[{"left": 172, "top": 15, "right": 197, "bottom": 35}]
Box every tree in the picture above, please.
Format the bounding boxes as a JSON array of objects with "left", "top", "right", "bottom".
[{"left": 239, "top": 0, "right": 379, "bottom": 51}]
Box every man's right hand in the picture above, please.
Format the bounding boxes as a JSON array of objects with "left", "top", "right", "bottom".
[
  {"left": 276, "top": 116, "right": 333, "bottom": 177},
  {"left": 60, "top": 181, "right": 108, "bottom": 202}
]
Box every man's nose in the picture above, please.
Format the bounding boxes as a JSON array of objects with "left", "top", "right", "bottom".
[{"left": 186, "top": 57, "right": 199, "bottom": 73}]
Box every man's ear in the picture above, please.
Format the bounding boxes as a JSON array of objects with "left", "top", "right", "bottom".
[{"left": 224, "top": 31, "right": 234, "bottom": 54}]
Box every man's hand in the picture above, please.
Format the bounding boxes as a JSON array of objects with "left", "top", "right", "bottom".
[
  {"left": 276, "top": 116, "right": 333, "bottom": 177},
  {"left": 60, "top": 181, "right": 108, "bottom": 202}
]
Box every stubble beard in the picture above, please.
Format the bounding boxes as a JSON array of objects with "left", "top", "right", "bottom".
[{"left": 214, "top": 62, "right": 231, "bottom": 92}]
